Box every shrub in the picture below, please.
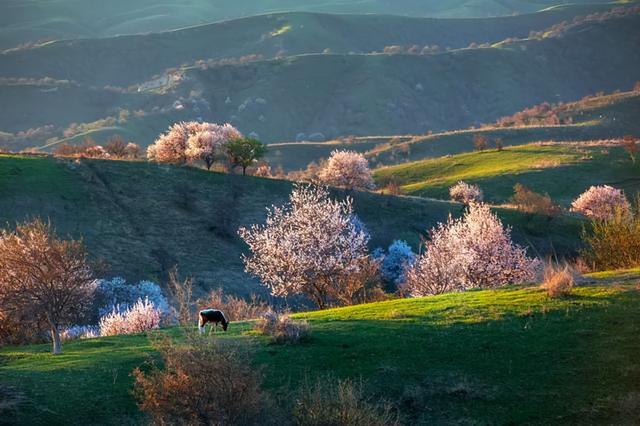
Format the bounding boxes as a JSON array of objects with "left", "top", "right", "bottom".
[
  {"left": 254, "top": 311, "right": 310, "bottom": 344},
  {"left": 405, "top": 203, "right": 539, "bottom": 296},
  {"left": 60, "top": 325, "right": 99, "bottom": 341},
  {"left": 512, "top": 183, "right": 560, "bottom": 216},
  {"left": 99, "top": 298, "right": 161, "bottom": 336},
  {"left": 166, "top": 267, "right": 194, "bottom": 326},
  {"left": 202, "top": 288, "right": 270, "bottom": 321},
  {"left": 580, "top": 200, "right": 640, "bottom": 270},
  {"left": 377, "top": 240, "right": 416, "bottom": 287},
  {"left": 293, "top": 377, "right": 399, "bottom": 426},
  {"left": 571, "top": 185, "right": 631, "bottom": 220},
  {"left": 449, "top": 181, "right": 483, "bottom": 204},
  {"left": 541, "top": 263, "right": 575, "bottom": 298},
  {"left": 132, "top": 337, "right": 267, "bottom": 425},
  {"left": 95, "top": 277, "right": 170, "bottom": 318},
  {"left": 473, "top": 134, "right": 488, "bottom": 151}
]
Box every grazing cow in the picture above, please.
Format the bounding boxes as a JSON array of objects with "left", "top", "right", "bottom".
[{"left": 198, "top": 308, "right": 229, "bottom": 333}]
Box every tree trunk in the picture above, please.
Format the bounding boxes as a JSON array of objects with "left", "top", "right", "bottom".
[
  {"left": 51, "top": 325, "right": 62, "bottom": 355},
  {"left": 242, "top": 165, "right": 247, "bottom": 176}
]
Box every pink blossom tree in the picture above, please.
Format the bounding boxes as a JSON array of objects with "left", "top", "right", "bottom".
[
  {"left": 317, "top": 150, "right": 375, "bottom": 191},
  {"left": 405, "top": 203, "right": 539, "bottom": 296},
  {"left": 449, "top": 181, "right": 484, "bottom": 204},
  {"left": 147, "top": 121, "right": 242, "bottom": 169},
  {"left": 238, "top": 184, "right": 370, "bottom": 309},
  {"left": 571, "top": 185, "right": 631, "bottom": 220}
]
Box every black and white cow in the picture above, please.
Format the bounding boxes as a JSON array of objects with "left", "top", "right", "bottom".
[{"left": 198, "top": 308, "right": 229, "bottom": 333}]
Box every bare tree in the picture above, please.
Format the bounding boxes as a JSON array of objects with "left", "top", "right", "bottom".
[
  {"left": 166, "top": 266, "right": 194, "bottom": 326},
  {"left": 0, "top": 219, "right": 95, "bottom": 354}
]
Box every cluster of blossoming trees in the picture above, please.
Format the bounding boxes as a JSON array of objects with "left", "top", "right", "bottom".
[
  {"left": 146, "top": 121, "right": 266, "bottom": 174},
  {"left": 240, "top": 185, "right": 540, "bottom": 308}
]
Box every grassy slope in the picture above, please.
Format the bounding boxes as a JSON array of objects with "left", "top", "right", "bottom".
[
  {"left": 0, "top": 154, "right": 582, "bottom": 296},
  {"left": 0, "top": 0, "right": 616, "bottom": 50},
  {"left": 0, "top": 5, "right": 620, "bottom": 87},
  {"left": 374, "top": 143, "right": 640, "bottom": 204},
  {"left": 1, "top": 273, "right": 639, "bottom": 424},
  {"left": 268, "top": 90, "right": 640, "bottom": 171},
  {"left": 3, "top": 10, "right": 639, "bottom": 149}
]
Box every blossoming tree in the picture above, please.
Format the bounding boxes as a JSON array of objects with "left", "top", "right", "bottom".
[
  {"left": 571, "top": 185, "right": 631, "bottom": 220},
  {"left": 147, "top": 121, "right": 242, "bottom": 169},
  {"left": 318, "top": 150, "right": 375, "bottom": 191},
  {"left": 238, "top": 184, "right": 370, "bottom": 308},
  {"left": 0, "top": 219, "right": 95, "bottom": 354},
  {"left": 406, "top": 203, "right": 539, "bottom": 296}
]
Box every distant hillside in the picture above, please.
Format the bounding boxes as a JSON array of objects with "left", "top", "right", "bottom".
[
  {"left": 0, "top": 155, "right": 581, "bottom": 296},
  {"left": 0, "top": 6, "right": 619, "bottom": 87},
  {"left": 0, "top": 0, "right": 618, "bottom": 50},
  {"left": 2, "top": 11, "right": 639, "bottom": 151},
  {"left": 374, "top": 142, "right": 640, "bottom": 204}
]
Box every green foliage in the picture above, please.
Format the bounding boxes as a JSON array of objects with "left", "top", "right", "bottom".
[
  {"left": 226, "top": 137, "right": 267, "bottom": 175},
  {"left": 1, "top": 280, "right": 639, "bottom": 424}
]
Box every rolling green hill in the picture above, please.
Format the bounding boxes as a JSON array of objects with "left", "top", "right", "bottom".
[
  {"left": 0, "top": 0, "right": 619, "bottom": 50},
  {"left": 0, "top": 6, "right": 621, "bottom": 87},
  {"left": 374, "top": 142, "right": 640, "bottom": 204},
  {"left": 267, "top": 89, "right": 640, "bottom": 172},
  {"left": 2, "top": 10, "right": 639, "bottom": 151},
  {"left": 2, "top": 273, "right": 639, "bottom": 424},
  {"left": 0, "top": 154, "right": 582, "bottom": 296}
]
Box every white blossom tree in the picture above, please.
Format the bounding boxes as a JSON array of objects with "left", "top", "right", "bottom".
[
  {"left": 449, "top": 181, "right": 484, "bottom": 204},
  {"left": 317, "top": 150, "right": 375, "bottom": 191},
  {"left": 238, "top": 184, "right": 370, "bottom": 308},
  {"left": 571, "top": 185, "right": 631, "bottom": 220},
  {"left": 147, "top": 121, "right": 242, "bottom": 169},
  {"left": 406, "top": 203, "right": 539, "bottom": 296}
]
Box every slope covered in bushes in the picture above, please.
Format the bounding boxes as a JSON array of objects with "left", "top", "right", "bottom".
[
  {"left": 1, "top": 276, "right": 639, "bottom": 424},
  {"left": 373, "top": 142, "right": 640, "bottom": 204},
  {"left": 0, "top": 154, "right": 582, "bottom": 296}
]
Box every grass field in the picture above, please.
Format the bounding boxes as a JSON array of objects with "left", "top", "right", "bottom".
[
  {"left": 1, "top": 269, "right": 639, "bottom": 424},
  {"left": 0, "top": 0, "right": 621, "bottom": 50},
  {"left": 374, "top": 143, "right": 640, "bottom": 204},
  {"left": 0, "top": 154, "right": 584, "bottom": 296}
]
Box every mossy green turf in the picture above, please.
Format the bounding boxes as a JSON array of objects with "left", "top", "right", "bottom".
[
  {"left": 2, "top": 274, "right": 639, "bottom": 424},
  {"left": 0, "top": 154, "right": 583, "bottom": 296},
  {"left": 374, "top": 143, "right": 640, "bottom": 205}
]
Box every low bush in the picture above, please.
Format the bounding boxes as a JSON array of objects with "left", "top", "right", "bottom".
[
  {"left": 99, "top": 298, "right": 161, "bottom": 336},
  {"left": 132, "top": 336, "right": 268, "bottom": 425},
  {"left": 60, "top": 325, "right": 99, "bottom": 341},
  {"left": 95, "top": 277, "right": 170, "bottom": 319},
  {"left": 541, "top": 263, "right": 576, "bottom": 298},
  {"left": 571, "top": 185, "right": 630, "bottom": 221},
  {"left": 449, "top": 181, "right": 483, "bottom": 204},
  {"left": 201, "top": 288, "right": 270, "bottom": 321},
  {"left": 512, "top": 183, "right": 560, "bottom": 216},
  {"left": 293, "top": 377, "right": 399, "bottom": 426},
  {"left": 580, "top": 200, "right": 640, "bottom": 270},
  {"left": 254, "top": 311, "right": 310, "bottom": 344}
]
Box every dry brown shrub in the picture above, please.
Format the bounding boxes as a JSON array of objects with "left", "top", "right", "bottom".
[
  {"left": 166, "top": 267, "right": 194, "bottom": 326},
  {"left": 512, "top": 183, "right": 561, "bottom": 216},
  {"left": 293, "top": 377, "right": 399, "bottom": 426},
  {"left": 132, "top": 336, "right": 269, "bottom": 425},
  {"left": 254, "top": 311, "right": 310, "bottom": 345},
  {"left": 200, "top": 288, "right": 270, "bottom": 321},
  {"left": 541, "top": 262, "right": 576, "bottom": 298}
]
